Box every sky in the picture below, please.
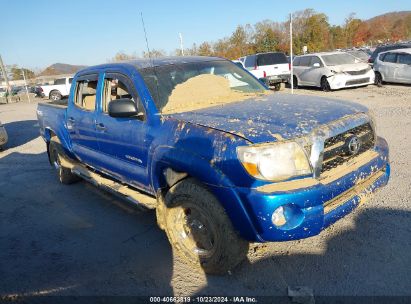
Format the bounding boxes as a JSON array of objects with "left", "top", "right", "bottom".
[{"left": 0, "top": 0, "right": 410, "bottom": 70}]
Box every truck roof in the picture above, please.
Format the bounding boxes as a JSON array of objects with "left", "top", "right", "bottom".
[{"left": 78, "top": 56, "right": 225, "bottom": 74}]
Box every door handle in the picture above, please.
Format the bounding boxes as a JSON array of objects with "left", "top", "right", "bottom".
[
  {"left": 67, "top": 117, "right": 75, "bottom": 129},
  {"left": 95, "top": 122, "right": 106, "bottom": 131},
  {"left": 68, "top": 117, "right": 75, "bottom": 123}
]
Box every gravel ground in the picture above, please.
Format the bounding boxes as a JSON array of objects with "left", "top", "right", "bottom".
[{"left": 0, "top": 84, "right": 410, "bottom": 300}]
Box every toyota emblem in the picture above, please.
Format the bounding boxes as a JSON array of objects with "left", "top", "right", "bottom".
[{"left": 347, "top": 136, "right": 361, "bottom": 155}]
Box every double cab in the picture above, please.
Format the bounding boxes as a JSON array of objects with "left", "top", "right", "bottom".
[{"left": 37, "top": 56, "right": 390, "bottom": 274}]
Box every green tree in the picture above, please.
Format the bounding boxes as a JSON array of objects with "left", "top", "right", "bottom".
[{"left": 11, "top": 67, "right": 35, "bottom": 80}]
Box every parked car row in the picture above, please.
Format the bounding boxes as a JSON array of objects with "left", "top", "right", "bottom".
[
  {"left": 234, "top": 42, "right": 410, "bottom": 92},
  {"left": 0, "top": 121, "right": 8, "bottom": 150}
]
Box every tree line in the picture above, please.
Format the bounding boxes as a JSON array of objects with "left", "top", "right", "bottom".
[{"left": 112, "top": 9, "right": 411, "bottom": 61}]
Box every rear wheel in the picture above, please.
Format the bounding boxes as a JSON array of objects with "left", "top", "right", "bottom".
[
  {"left": 50, "top": 91, "right": 62, "bottom": 101},
  {"left": 375, "top": 72, "right": 383, "bottom": 87},
  {"left": 274, "top": 83, "right": 284, "bottom": 91},
  {"left": 159, "top": 178, "right": 249, "bottom": 274},
  {"left": 321, "top": 76, "right": 331, "bottom": 92},
  {"left": 292, "top": 76, "right": 298, "bottom": 89},
  {"left": 49, "top": 137, "right": 80, "bottom": 184}
]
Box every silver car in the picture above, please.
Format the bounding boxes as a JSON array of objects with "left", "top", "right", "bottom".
[
  {"left": 0, "top": 121, "right": 8, "bottom": 149},
  {"left": 374, "top": 48, "right": 411, "bottom": 85},
  {"left": 292, "top": 52, "right": 375, "bottom": 91}
]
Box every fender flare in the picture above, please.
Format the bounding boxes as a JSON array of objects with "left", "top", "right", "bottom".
[{"left": 150, "top": 145, "right": 262, "bottom": 241}]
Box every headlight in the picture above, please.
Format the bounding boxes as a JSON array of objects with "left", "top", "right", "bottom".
[
  {"left": 367, "top": 110, "right": 377, "bottom": 134},
  {"left": 237, "top": 141, "right": 312, "bottom": 182}
]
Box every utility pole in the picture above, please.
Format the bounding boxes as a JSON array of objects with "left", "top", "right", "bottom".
[
  {"left": 0, "top": 54, "right": 11, "bottom": 103},
  {"left": 179, "top": 33, "right": 184, "bottom": 56},
  {"left": 21, "top": 69, "right": 31, "bottom": 103},
  {"left": 289, "top": 13, "right": 294, "bottom": 95}
]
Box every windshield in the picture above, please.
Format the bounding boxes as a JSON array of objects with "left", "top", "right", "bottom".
[
  {"left": 347, "top": 51, "right": 369, "bottom": 61},
  {"left": 322, "top": 53, "right": 357, "bottom": 66},
  {"left": 139, "top": 60, "right": 269, "bottom": 114}
]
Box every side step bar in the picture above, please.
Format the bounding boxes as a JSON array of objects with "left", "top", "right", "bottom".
[{"left": 59, "top": 152, "right": 157, "bottom": 210}]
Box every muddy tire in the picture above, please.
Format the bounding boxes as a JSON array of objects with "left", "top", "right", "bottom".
[
  {"left": 49, "top": 137, "right": 80, "bottom": 184},
  {"left": 321, "top": 76, "right": 331, "bottom": 92},
  {"left": 50, "top": 90, "right": 62, "bottom": 101},
  {"left": 160, "top": 178, "right": 249, "bottom": 274},
  {"left": 375, "top": 72, "right": 383, "bottom": 87}
]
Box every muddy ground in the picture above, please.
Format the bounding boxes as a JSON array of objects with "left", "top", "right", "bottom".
[{"left": 0, "top": 84, "right": 410, "bottom": 299}]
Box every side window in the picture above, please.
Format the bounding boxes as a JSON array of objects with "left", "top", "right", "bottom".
[
  {"left": 102, "top": 74, "right": 145, "bottom": 120},
  {"left": 398, "top": 54, "right": 411, "bottom": 65},
  {"left": 293, "top": 57, "right": 301, "bottom": 66},
  {"left": 54, "top": 78, "right": 65, "bottom": 85},
  {"left": 310, "top": 56, "right": 322, "bottom": 66},
  {"left": 299, "top": 56, "right": 311, "bottom": 67},
  {"left": 244, "top": 55, "right": 256, "bottom": 68},
  {"left": 74, "top": 77, "right": 98, "bottom": 111},
  {"left": 383, "top": 53, "right": 397, "bottom": 63},
  {"left": 379, "top": 53, "right": 387, "bottom": 61},
  {"left": 69, "top": 78, "right": 73, "bottom": 84}
]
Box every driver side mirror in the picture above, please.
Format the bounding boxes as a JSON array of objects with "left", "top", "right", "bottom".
[
  {"left": 312, "top": 63, "right": 320, "bottom": 68},
  {"left": 108, "top": 98, "right": 138, "bottom": 118}
]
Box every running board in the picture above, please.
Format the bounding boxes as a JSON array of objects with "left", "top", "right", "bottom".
[{"left": 59, "top": 153, "right": 157, "bottom": 210}]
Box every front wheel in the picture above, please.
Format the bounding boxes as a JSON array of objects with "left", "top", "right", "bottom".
[
  {"left": 49, "top": 137, "right": 80, "bottom": 184},
  {"left": 375, "top": 72, "right": 383, "bottom": 87},
  {"left": 274, "top": 83, "right": 284, "bottom": 91},
  {"left": 321, "top": 76, "right": 331, "bottom": 92},
  {"left": 160, "top": 178, "right": 249, "bottom": 274}
]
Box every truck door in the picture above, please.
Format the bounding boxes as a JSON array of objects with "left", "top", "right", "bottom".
[
  {"left": 94, "top": 72, "right": 152, "bottom": 193},
  {"left": 67, "top": 73, "right": 101, "bottom": 165}
]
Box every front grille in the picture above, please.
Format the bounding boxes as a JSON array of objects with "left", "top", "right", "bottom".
[
  {"left": 346, "top": 69, "right": 369, "bottom": 76},
  {"left": 321, "top": 123, "right": 375, "bottom": 173},
  {"left": 345, "top": 78, "right": 370, "bottom": 86}
]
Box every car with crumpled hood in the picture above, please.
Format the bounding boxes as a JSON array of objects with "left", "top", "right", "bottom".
[
  {"left": 292, "top": 52, "right": 375, "bottom": 91},
  {"left": 37, "top": 56, "right": 390, "bottom": 274}
]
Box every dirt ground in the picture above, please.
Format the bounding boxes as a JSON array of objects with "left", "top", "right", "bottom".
[{"left": 0, "top": 84, "right": 410, "bottom": 300}]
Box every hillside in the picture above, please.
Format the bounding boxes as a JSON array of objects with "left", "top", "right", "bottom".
[{"left": 39, "top": 63, "right": 87, "bottom": 76}]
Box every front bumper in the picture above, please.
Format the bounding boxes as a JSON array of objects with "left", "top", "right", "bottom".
[
  {"left": 0, "top": 125, "right": 8, "bottom": 146},
  {"left": 233, "top": 137, "right": 389, "bottom": 242},
  {"left": 328, "top": 71, "right": 375, "bottom": 90}
]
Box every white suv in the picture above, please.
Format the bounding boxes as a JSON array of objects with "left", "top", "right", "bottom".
[
  {"left": 239, "top": 52, "right": 290, "bottom": 90},
  {"left": 292, "top": 52, "right": 375, "bottom": 91},
  {"left": 373, "top": 48, "right": 411, "bottom": 85}
]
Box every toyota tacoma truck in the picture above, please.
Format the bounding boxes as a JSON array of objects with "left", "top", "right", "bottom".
[{"left": 37, "top": 56, "right": 390, "bottom": 274}]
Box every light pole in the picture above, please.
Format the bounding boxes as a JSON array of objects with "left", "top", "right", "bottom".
[
  {"left": 179, "top": 33, "right": 184, "bottom": 56},
  {"left": 290, "top": 13, "right": 294, "bottom": 94}
]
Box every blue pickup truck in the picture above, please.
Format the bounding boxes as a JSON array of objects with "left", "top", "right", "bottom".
[{"left": 37, "top": 56, "right": 390, "bottom": 274}]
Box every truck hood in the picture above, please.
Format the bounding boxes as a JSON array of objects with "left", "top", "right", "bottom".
[{"left": 167, "top": 94, "right": 369, "bottom": 143}]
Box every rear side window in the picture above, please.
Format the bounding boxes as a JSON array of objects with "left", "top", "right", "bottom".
[
  {"left": 293, "top": 57, "right": 301, "bottom": 66},
  {"left": 54, "top": 78, "right": 65, "bottom": 85},
  {"left": 69, "top": 78, "right": 73, "bottom": 84},
  {"left": 74, "top": 75, "right": 99, "bottom": 111},
  {"left": 310, "top": 56, "right": 322, "bottom": 66},
  {"left": 398, "top": 53, "right": 411, "bottom": 65},
  {"left": 383, "top": 53, "right": 397, "bottom": 63},
  {"left": 257, "top": 53, "right": 288, "bottom": 66},
  {"left": 244, "top": 55, "right": 256, "bottom": 68},
  {"left": 299, "top": 56, "right": 311, "bottom": 67}
]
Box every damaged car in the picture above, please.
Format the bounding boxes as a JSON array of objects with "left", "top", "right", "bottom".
[
  {"left": 292, "top": 52, "right": 375, "bottom": 91},
  {"left": 37, "top": 56, "right": 390, "bottom": 274}
]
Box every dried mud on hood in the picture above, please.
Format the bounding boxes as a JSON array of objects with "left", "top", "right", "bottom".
[{"left": 161, "top": 74, "right": 271, "bottom": 114}]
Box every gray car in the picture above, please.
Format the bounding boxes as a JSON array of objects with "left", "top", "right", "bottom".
[
  {"left": 374, "top": 48, "right": 411, "bottom": 86},
  {"left": 0, "top": 121, "right": 8, "bottom": 149}
]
